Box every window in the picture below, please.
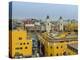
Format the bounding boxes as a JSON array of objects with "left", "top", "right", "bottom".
[
  {"left": 56, "top": 53, "right": 58, "bottom": 56},
  {"left": 27, "top": 42, "right": 29, "bottom": 45},
  {"left": 63, "top": 52, "right": 66, "bottom": 55},
  {"left": 61, "top": 46, "right": 62, "bottom": 48},
  {"left": 19, "top": 37, "right": 22, "bottom": 40},
  {"left": 25, "top": 47, "right": 27, "bottom": 49},
  {"left": 23, "top": 43, "right": 25, "bottom": 45},
  {"left": 50, "top": 54, "right": 52, "bottom": 56},
  {"left": 56, "top": 46, "right": 59, "bottom": 49},
  {"left": 20, "top": 43, "right": 22, "bottom": 45},
  {"left": 20, "top": 47, "right": 22, "bottom": 49},
  {"left": 50, "top": 46, "right": 52, "bottom": 49}
]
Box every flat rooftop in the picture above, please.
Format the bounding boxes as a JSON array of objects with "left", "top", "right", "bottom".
[
  {"left": 46, "top": 35, "right": 78, "bottom": 43},
  {"left": 67, "top": 43, "right": 78, "bottom": 50}
]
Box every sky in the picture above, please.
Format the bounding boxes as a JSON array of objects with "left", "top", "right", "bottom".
[{"left": 10, "top": 1, "right": 78, "bottom": 20}]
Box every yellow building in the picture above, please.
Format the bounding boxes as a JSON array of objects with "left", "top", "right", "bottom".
[
  {"left": 44, "top": 40, "right": 67, "bottom": 56},
  {"left": 38, "top": 32, "right": 78, "bottom": 56},
  {"left": 64, "top": 21, "right": 78, "bottom": 32},
  {"left": 9, "top": 28, "right": 32, "bottom": 58}
]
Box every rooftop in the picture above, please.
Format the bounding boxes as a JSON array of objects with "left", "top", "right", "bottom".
[{"left": 67, "top": 43, "right": 78, "bottom": 50}]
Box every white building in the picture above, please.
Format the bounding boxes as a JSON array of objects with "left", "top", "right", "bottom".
[
  {"left": 59, "top": 16, "right": 64, "bottom": 31},
  {"left": 45, "top": 16, "right": 51, "bottom": 33}
]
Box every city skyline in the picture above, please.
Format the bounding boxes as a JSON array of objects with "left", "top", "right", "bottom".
[{"left": 10, "top": 1, "right": 78, "bottom": 20}]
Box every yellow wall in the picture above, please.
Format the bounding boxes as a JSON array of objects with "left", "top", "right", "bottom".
[
  {"left": 44, "top": 42, "right": 67, "bottom": 56},
  {"left": 44, "top": 41, "right": 77, "bottom": 56},
  {"left": 9, "top": 29, "right": 32, "bottom": 58}
]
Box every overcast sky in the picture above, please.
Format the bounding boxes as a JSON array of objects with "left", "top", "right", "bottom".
[{"left": 10, "top": 1, "right": 78, "bottom": 20}]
